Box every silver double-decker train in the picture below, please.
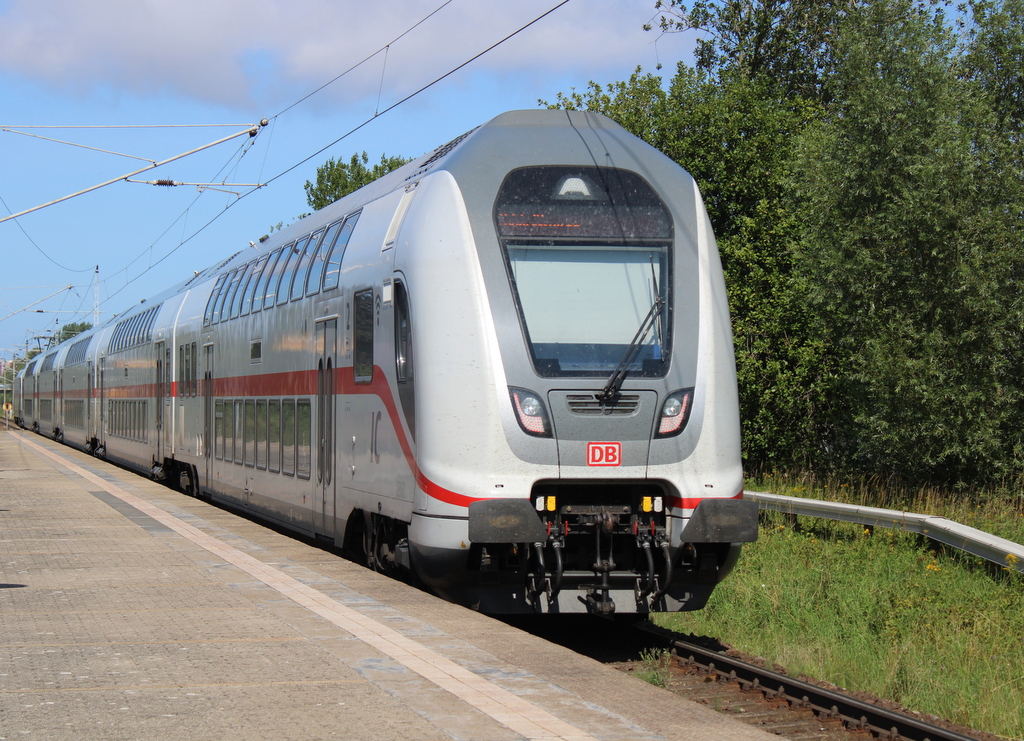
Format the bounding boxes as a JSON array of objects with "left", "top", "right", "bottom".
[{"left": 14, "top": 109, "right": 757, "bottom": 614}]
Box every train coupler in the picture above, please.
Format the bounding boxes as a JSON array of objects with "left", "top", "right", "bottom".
[
  {"left": 580, "top": 521, "right": 618, "bottom": 614},
  {"left": 582, "top": 557, "right": 617, "bottom": 615}
]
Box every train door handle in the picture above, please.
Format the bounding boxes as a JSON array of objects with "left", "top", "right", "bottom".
[{"left": 371, "top": 411, "right": 382, "bottom": 463}]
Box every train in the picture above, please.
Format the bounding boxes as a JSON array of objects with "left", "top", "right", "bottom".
[{"left": 13, "top": 109, "right": 757, "bottom": 615}]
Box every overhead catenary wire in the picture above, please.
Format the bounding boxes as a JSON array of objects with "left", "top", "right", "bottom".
[
  {"left": 3, "top": 128, "right": 161, "bottom": 164},
  {"left": 6, "top": 0, "right": 572, "bottom": 343},
  {"left": 272, "top": 0, "right": 454, "bottom": 120},
  {"left": 88, "top": 103, "right": 276, "bottom": 307},
  {"left": 1, "top": 127, "right": 263, "bottom": 331},
  {"left": 0, "top": 286, "right": 75, "bottom": 324},
  {"left": 98, "top": 0, "right": 572, "bottom": 309},
  {"left": 0, "top": 193, "right": 95, "bottom": 272},
  {"left": 0, "top": 122, "right": 267, "bottom": 225},
  {"left": 0, "top": 123, "right": 257, "bottom": 129},
  {"left": 261, "top": 0, "right": 573, "bottom": 188},
  {"left": 99, "top": 134, "right": 268, "bottom": 306},
  {"left": 375, "top": 45, "right": 390, "bottom": 117},
  {"left": 0, "top": 122, "right": 273, "bottom": 278}
]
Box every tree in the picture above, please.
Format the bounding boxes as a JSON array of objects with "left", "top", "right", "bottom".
[
  {"left": 55, "top": 322, "right": 92, "bottom": 345},
  {"left": 791, "top": 0, "right": 1024, "bottom": 484},
  {"left": 961, "top": 0, "right": 1024, "bottom": 136},
  {"left": 647, "top": 0, "right": 852, "bottom": 100},
  {"left": 304, "top": 152, "right": 411, "bottom": 211}
]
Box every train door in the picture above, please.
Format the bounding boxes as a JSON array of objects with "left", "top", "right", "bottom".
[
  {"left": 155, "top": 341, "right": 165, "bottom": 460},
  {"left": 345, "top": 282, "right": 412, "bottom": 512},
  {"left": 98, "top": 356, "right": 106, "bottom": 450},
  {"left": 31, "top": 371, "right": 37, "bottom": 428},
  {"left": 55, "top": 368, "right": 63, "bottom": 438},
  {"left": 204, "top": 344, "right": 214, "bottom": 492},
  {"left": 315, "top": 319, "right": 337, "bottom": 539},
  {"left": 87, "top": 361, "right": 93, "bottom": 432}
]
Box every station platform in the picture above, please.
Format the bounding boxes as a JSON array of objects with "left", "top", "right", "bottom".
[{"left": 0, "top": 429, "right": 775, "bottom": 741}]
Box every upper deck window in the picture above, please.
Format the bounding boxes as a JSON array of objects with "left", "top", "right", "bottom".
[
  {"left": 290, "top": 229, "right": 324, "bottom": 301},
  {"left": 212, "top": 268, "right": 239, "bottom": 324},
  {"left": 495, "top": 166, "right": 673, "bottom": 378},
  {"left": 204, "top": 274, "right": 228, "bottom": 326},
  {"left": 305, "top": 220, "right": 343, "bottom": 296},
  {"left": 322, "top": 213, "right": 360, "bottom": 292},
  {"left": 230, "top": 262, "right": 255, "bottom": 319},
  {"left": 240, "top": 255, "right": 268, "bottom": 316},
  {"left": 277, "top": 238, "right": 308, "bottom": 305},
  {"left": 255, "top": 248, "right": 283, "bottom": 311},
  {"left": 267, "top": 243, "right": 296, "bottom": 309}
]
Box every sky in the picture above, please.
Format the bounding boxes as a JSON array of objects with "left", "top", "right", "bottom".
[{"left": 0, "top": 0, "right": 697, "bottom": 365}]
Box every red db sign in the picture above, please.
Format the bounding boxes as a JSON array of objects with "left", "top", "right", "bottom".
[{"left": 587, "top": 442, "right": 621, "bottom": 466}]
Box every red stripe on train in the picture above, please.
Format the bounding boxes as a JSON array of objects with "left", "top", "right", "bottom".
[{"left": 37, "top": 365, "right": 733, "bottom": 513}]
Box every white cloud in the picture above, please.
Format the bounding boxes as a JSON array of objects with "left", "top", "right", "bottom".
[{"left": 0, "top": 0, "right": 691, "bottom": 111}]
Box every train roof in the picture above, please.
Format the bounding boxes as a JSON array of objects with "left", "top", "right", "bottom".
[{"left": 188, "top": 108, "right": 672, "bottom": 280}]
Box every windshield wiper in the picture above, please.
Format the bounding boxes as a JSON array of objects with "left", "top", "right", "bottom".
[{"left": 599, "top": 295, "right": 664, "bottom": 403}]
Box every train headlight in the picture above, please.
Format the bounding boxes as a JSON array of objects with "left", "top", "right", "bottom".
[
  {"left": 509, "top": 387, "right": 552, "bottom": 438},
  {"left": 655, "top": 388, "right": 694, "bottom": 438}
]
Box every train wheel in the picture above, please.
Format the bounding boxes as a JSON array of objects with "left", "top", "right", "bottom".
[
  {"left": 362, "top": 513, "right": 378, "bottom": 571},
  {"left": 366, "top": 514, "right": 408, "bottom": 576}
]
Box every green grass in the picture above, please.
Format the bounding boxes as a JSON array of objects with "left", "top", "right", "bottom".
[
  {"left": 656, "top": 495, "right": 1024, "bottom": 739},
  {"left": 631, "top": 648, "right": 672, "bottom": 688},
  {"left": 749, "top": 470, "right": 1024, "bottom": 544}
]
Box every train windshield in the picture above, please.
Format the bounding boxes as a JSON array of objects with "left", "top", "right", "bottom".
[{"left": 495, "top": 166, "right": 672, "bottom": 378}]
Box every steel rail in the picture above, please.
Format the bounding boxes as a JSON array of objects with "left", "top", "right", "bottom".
[{"left": 639, "top": 625, "right": 981, "bottom": 741}]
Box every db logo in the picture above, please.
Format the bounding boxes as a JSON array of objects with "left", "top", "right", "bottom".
[{"left": 587, "top": 442, "right": 622, "bottom": 467}]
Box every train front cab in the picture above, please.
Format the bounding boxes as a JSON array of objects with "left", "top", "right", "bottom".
[{"left": 409, "top": 123, "right": 758, "bottom": 615}]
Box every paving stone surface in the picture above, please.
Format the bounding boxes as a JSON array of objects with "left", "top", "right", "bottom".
[{"left": 1, "top": 431, "right": 777, "bottom": 741}]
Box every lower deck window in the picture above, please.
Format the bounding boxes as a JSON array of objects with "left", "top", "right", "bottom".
[
  {"left": 297, "top": 400, "right": 311, "bottom": 480},
  {"left": 210, "top": 396, "right": 310, "bottom": 480},
  {"left": 282, "top": 400, "right": 295, "bottom": 476},
  {"left": 105, "top": 399, "right": 147, "bottom": 442},
  {"left": 64, "top": 400, "right": 85, "bottom": 429},
  {"left": 215, "top": 400, "right": 225, "bottom": 460},
  {"left": 256, "top": 400, "right": 267, "bottom": 470},
  {"left": 244, "top": 399, "right": 255, "bottom": 467},
  {"left": 268, "top": 400, "right": 281, "bottom": 473}
]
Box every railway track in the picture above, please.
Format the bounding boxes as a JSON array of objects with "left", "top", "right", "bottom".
[
  {"left": 633, "top": 623, "right": 991, "bottom": 741},
  {"left": 505, "top": 616, "right": 992, "bottom": 741}
]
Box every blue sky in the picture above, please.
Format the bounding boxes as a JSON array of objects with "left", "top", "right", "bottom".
[{"left": 0, "top": 0, "right": 695, "bottom": 363}]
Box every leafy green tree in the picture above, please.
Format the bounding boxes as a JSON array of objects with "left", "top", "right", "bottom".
[
  {"left": 304, "top": 152, "right": 411, "bottom": 211},
  {"left": 647, "top": 0, "right": 851, "bottom": 100},
  {"left": 961, "top": 0, "right": 1024, "bottom": 135},
  {"left": 56, "top": 322, "right": 92, "bottom": 344},
  {"left": 792, "top": 0, "right": 1024, "bottom": 484}
]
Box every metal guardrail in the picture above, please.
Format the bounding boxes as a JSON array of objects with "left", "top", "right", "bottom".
[{"left": 745, "top": 490, "right": 1024, "bottom": 575}]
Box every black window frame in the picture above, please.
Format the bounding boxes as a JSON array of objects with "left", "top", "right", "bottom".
[{"left": 353, "top": 289, "right": 374, "bottom": 383}]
